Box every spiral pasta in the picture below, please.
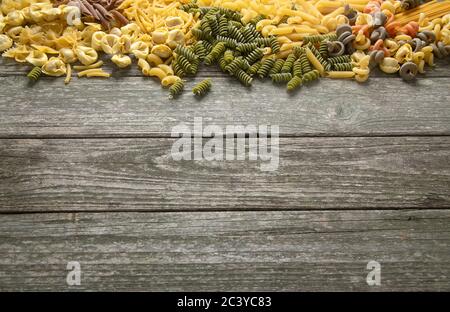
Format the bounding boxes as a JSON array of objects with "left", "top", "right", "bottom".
[
  {"left": 192, "top": 78, "right": 212, "bottom": 96},
  {"left": 27, "top": 66, "right": 42, "bottom": 81}
]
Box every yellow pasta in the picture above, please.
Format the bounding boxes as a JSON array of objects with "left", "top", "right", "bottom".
[
  {"left": 59, "top": 48, "right": 77, "bottom": 64},
  {"left": 158, "top": 64, "right": 174, "bottom": 76},
  {"left": 25, "top": 50, "right": 47, "bottom": 67},
  {"left": 148, "top": 67, "right": 167, "bottom": 80},
  {"left": 65, "top": 63, "right": 72, "bottom": 85},
  {"left": 42, "top": 57, "right": 66, "bottom": 77},
  {"left": 326, "top": 71, "right": 356, "bottom": 79},
  {"left": 111, "top": 54, "right": 132, "bottom": 68},
  {"left": 138, "top": 58, "right": 152, "bottom": 76},
  {"left": 161, "top": 75, "right": 181, "bottom": 87},
  {"left": 0, "top": 34, "right": 13, "bottom": 51},
  {"left": 147, "top": 53, "right": 164, "bottom": 66},
  {"left": 77, "top": 68, "right": 111, "bottom": 78},
  {"left": 75, "top": 46, "right": 98, "bottom": 66},
  {"left": 305, "top": 46, "right": 324, "bottom": 76},
  {"left": 91, "top": 31, "right": 106, "bottom": 51},
  {"left": 379, "top": 57, "right": 400, "bottom": 74},
  {"left": 73, "top": 61, "right": 104, "bottom": 71}
]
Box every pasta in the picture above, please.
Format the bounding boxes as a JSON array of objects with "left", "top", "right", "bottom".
[
  {"left": 305, "top": 46, "right": 325, "bottom": 75},
  {"left": 174, "top": 44, "right": 198, "bottom": 62},
  {"left": 281, "top": 53, "right": 296, "bottom": 73},
  {"left": 204, "top": 41, "right": 226, "bottom": 65},
  {"left": 42, "top": 57, "right": 66, "bottom": 76},
  {"left": 65, "top": 63, "right": 72, "bottom": 84},
  {"left": 325, "top": 71, "right": 356, "bottom": 78},
  {"left": 175, "top": 54, "right": 194, "bottom": 74},
  {"left": 399, "top": 61, "right": 418, "bottom": 80},
  {"left": 270, "top": 72, "right": 292, "bottom": 83},
  {"left": 245, "top": 48, "right": 264, "bottom": 64},
  {"left": 292, "top": 59, "right": 303, "bottom": 77},
  {"left": 162, "top": 75, "right": 181, "bottom": 87},
  {"left": 169, "top": 79, "right": 185, "bottom": 98},
  {"left": 269, "top": 59, "right": 285, "bottom": 75},
  {"left": 287, "top": 75, "right": 302, "bottom": 91},
  {"left": 1, "top": 0, "right": 450, "bottom": 96},
  {"left": 333, "top": 62, "right": 354, "bottom": 71},
  {"left": 27, "top": 66, "right": 42, "bottom": 81},
  {"left": 77, "top": 68, "right": 110, "bottom": 77},
  {"left": 247, "top": 62, "right": 261, "bottom": 75},
  {"left": 257, "top": 56, "right": 276, "bottom": 78},
  {"left": 234, "top": 68, "right": 253, "bottom": 86},
  {"left": 111, "top": 54, "right": 132, "bottom": 68},
  {"left": 298, "top": 50, "right": 313, "bottom": 73},
  {"left": 302, "top": 69, "right": 320, "bottom": 83},
  {"left": 73, "top": 61, "right": 104, "bottom": 71},
  {"left": 226, "top": 57, "right": 249, "bottom": 74},
  {"left": 192, "top": 78, "right": 212, "bottom": 96}
]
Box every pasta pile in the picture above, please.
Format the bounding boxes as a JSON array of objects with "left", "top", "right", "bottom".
[
  {"left": 194, "top": 0, "right": 373, "bottom": 59},
  {"left": 0, "top": 0, "right": 199, "bottom": 84},
  {"left": 175, "top": 0, "right": 450, "bottom": 92},
  {"left": 0, "top": 0, "right": 449, "bottom": 98}
]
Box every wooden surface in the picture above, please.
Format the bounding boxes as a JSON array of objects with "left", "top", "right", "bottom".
[
  {"left": 0, "top": 56, "right": 449, "bottom": 291},
  {"left": 1, "top": 137, "right": 450, "bottom": 212},
  {"left": 1, "top": 210, "right": 449, "bottom": 291}
]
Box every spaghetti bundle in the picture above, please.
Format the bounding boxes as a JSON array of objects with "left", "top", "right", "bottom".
[{"left": 395, "top": 0, "right": 450, "bottom": 24}]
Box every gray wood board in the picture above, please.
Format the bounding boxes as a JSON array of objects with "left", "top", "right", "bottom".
[
  {"left": 0, "top": 75, "right": 449, "bottom": 138},
  {"left": 1, "top": 137, "right": 450, "bottom": 212},
  {"left": 0, "top": 210, "right": 448, "bottom": 291}
]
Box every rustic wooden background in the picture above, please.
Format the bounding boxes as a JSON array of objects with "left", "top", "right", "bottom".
[{"left": 0, "top": 56, "right": 449, "bottom": 291}]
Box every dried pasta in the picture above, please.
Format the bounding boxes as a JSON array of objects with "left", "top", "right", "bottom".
[{"left": 0, "top": 0, "right": 449, "bottom": 96}]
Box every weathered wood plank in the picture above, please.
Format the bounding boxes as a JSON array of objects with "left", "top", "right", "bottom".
[
  {"left": 1, "top": 56, "right": 449, "bottom": 78},
  {"left": 0, "top": 75, "right": 449, "bottom": 137},
  {"left": 1, "top": 137, "right": 449, "bottom": 212},
  {"left": 0, "top": 210, "right": 448, "bottom": 291}
]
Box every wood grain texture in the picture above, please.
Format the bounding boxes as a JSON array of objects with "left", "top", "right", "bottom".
[
  {"left": 0, "top": 74, "right": 449, "bottom": 138},
  {"left": 0, "top": 210, "right": 448, "bottom": 291},
  {"left": 1, "top": 137, "right": 450, "bottom": 212}
]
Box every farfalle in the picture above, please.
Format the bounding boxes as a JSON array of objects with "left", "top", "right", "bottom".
[
  {"left": 2, "top": 44, "right": 30, "bottom": 62},
  {"left": 25, "top": 49, "right": 48, "bottom": 66},
  {"left": 18, "top": 26, "right": 45, "bottom": 45}
]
